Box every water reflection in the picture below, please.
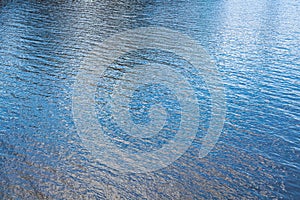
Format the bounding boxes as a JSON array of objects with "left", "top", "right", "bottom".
[{"left": 0, "top": 0, "right": 299, "bottom": 199}]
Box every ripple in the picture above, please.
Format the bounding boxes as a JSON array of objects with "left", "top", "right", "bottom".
[{"left": 0, "top": 0, "right": 299, "bottom": 199}]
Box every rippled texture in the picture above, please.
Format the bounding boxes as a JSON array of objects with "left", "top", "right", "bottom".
[{"left": 0, "top": 0, "right": 299, "bottom": 199}]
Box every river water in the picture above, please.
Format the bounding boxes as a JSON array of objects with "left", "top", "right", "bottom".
[{"left": 0, "top": 0, "right": 299, "bottom": 199}]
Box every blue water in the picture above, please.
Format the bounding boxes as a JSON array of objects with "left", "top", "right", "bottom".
[{"left": 0, "top": 0, "right": 299, "bottom": 199}]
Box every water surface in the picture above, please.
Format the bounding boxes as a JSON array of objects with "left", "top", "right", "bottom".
[{"left": 0, "top": 0, "right": 299, "bottom": 199}]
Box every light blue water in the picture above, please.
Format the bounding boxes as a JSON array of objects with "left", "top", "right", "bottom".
[{"left": 0, "top": 0, "right": 299, "bottom": 199}]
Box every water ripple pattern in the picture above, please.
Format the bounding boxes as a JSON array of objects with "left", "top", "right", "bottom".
[
  {"left": 0, "top": 0, "right": 299, "bottom": 199},
  {"left": 72, "top": 27, "right": 226, "bottom": 173}
]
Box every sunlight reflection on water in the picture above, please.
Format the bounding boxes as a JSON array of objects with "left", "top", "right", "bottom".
[{"left": 0, "top": 0, "right": 299, "bottom": 199}]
